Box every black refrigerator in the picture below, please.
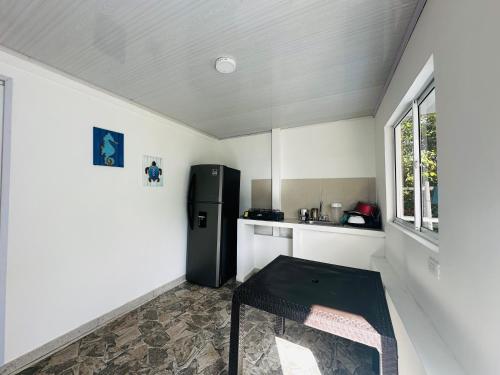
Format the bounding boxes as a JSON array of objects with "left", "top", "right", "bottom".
[{"left": 186, "top": 165, "right": 241, "bottom": 288}]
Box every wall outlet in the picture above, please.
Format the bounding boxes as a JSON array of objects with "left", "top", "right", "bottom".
[{"left": 428, "top": 256, "right": 440, "bottom": 280}]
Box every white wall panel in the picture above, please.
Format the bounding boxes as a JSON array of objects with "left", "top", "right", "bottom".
[
  {"left": 375, "top": 0, "right": 500, "bottom": 373},
  {"left": 281, "top": 117, "right": 376, "bottom": 179},
  {"left": 217, "top": 133, "right": 271, "bottom": 214},
  {"left": 0, "top": 50, "right": 217, "bottom": 362},
  {"left": 219, "top": 116, "right": 377, "bottom": 214}
]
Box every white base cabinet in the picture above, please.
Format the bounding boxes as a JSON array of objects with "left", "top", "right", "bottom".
[{"left": 236, "top": 219, "right": 385, "bottom": 282}]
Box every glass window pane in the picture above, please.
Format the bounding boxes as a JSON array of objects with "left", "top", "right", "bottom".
[
  {"left": 395, "top": 110, "right": 415, "bottom": 224},
  {"left": 419, "top": 88, "right": 438, "bottom": 233}
]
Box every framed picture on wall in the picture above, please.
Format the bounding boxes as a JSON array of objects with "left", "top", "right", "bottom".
[
  {"left": 93, "top": 127, "right": 124, "bottom": 167},
  {"left": 143, "top": 155, "right": 164, "bottom": 187}
]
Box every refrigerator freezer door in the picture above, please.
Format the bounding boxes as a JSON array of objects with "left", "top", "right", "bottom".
[
  {"left": 188, "top": 165, "right": 223, "bottom": 203},
  {"left": 186, "top": 202, "right": 222, "bottom": 287}
]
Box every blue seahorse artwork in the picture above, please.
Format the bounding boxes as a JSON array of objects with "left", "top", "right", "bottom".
[{"left": 93, "top": 127, "right": 124, "bottom": 167}]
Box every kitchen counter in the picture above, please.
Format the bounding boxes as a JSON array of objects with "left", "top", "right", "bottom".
[
  {"left": 240, "top": 218, "right": 385, "bottom": 237},
  {"left": 237, "top": 218, "right": 385, "bottom": 282}
]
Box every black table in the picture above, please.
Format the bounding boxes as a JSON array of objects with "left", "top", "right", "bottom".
[{"left": 228, "top": 255, "right": 398, "bottom": 374}]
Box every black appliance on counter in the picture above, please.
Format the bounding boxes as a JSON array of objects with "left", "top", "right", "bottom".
[
  {"left": 243, "top": 208, "right": 284, "bottom": 221},
  {"left": 343, "top": 202, "right": 382, "bottom": 229},
  {"left": 186, "top": 165, "right": 240, "bottom": 288}
]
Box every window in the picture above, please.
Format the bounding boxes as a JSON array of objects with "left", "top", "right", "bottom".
[
  {"left": 394, "top": 81, "right": 439, "bottom": 237},
  {"left": 394, "top": 110, "right": 415, "bottom": 225}
]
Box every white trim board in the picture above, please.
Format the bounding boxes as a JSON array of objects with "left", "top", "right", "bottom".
[
  {"left": 371, "top": 257, "right": 464, "bottom": 375},
  {"left": 0, "top": 275, "right": 186, "bottom": 375},
  {"left": 0, "top": 75, "right": 13, "bottom": 367}
]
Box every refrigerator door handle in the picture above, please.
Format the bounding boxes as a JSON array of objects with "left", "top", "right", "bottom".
[
  {"left": 188, "top": 202, "right": 194, "bottom": 230},
  {"left": 187, "top": 174, "right": 196, "bottom": 229},
  {"left": 188, "top": 173, "right": 196, "bottom": 202}
]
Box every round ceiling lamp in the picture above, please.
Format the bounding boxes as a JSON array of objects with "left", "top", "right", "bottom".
[{"left": 215, "top": 57, "right": 236, "bottom": 74}]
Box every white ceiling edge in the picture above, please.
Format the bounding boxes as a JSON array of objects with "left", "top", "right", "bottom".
[
  {"left": 374, "top": 0, "right": 428, "bottom": 115},
  {"left": 0, "top": 45, "right": 218, "bottom": 141},
  {"left": 218, "top": 128, "right": 272, "bottom": 141},
  {"left": 217, "top": 113, "right": 376, "bottom": 140}
]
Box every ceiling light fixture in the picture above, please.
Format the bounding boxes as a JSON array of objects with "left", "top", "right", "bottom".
[{"left": 215, "top": 57, "right": 236, "bottom": 74}]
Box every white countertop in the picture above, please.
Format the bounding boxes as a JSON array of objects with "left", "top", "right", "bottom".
[{"left": 238, "top": 218, "right": 385, "bottom": 238}]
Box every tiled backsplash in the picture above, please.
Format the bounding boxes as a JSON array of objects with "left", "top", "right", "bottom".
[
  {"left": 251, "top": 178, "right": 376, "bottom": 219},
  {"left": 251, "top": 179, "right": 272, "bottom": 210}
]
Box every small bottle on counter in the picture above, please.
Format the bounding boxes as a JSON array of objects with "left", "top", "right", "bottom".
[{"left": 331, "top": 202, "right": 343, "bottom": 224}]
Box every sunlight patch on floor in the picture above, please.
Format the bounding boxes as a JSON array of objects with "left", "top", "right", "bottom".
[{"left": 275, "top": 336, "right": 321, "bottom": 375}]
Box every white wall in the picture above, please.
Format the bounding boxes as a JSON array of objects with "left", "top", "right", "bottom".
[
  {"left": 219, "top": 117, "right": 376, "bottom": 213},
  {"left": 218, "top": 133, "right": 272, "bottom": 214},
  {"left": 281, "top": 117, "right": 376, "bottom": 179},
  {"left": 0, "top": 49, "right": 218, "bottom": 362},
  {"left": 375, "top": 0, "right": 500, "bottom": 373}
]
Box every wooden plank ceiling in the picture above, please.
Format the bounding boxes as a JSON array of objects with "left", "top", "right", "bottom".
[{"left": 0, "top": 0, "right": 420, "bottom": 138}]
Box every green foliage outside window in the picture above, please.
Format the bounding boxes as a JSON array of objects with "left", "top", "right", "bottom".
[{"left": 400, "top": 113, "right": 438, "bottom": 218}]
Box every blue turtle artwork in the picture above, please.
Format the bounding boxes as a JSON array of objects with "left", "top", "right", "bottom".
[
  {"left": 145, "top": 161, "right": 162, "bottom": 182},
  {"left": 93, "top": 127, "right": 124, "bottom": 167},
  {"left": 143, "top": 155, "right": 164, "bottom": 187}
]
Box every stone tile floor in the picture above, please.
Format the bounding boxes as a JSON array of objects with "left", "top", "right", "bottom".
[{"left": 18, "top": 280, "right": 377, "bottom": 375}]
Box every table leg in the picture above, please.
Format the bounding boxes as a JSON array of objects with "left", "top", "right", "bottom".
[
  {"left": 379, "top": 340, "right": 398, "bottom": 375},
  {"left": 372, "top": 349, "right": 380, "bottom": 373},
  {"left": 274, "top": 316, "right": 285, "bottom": 336},
  {"left": 229, "top": 301, "right": 245, "bottom": 375}
]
